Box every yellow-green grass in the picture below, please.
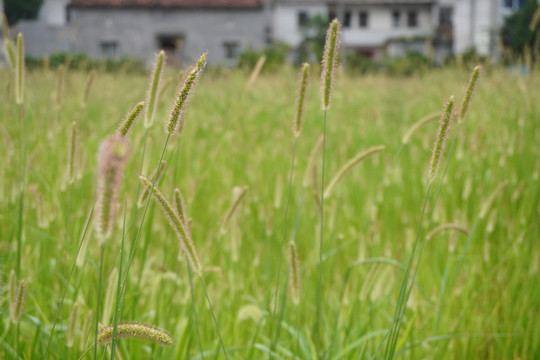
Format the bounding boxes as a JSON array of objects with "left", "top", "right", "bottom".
[{"left": 0, "top": 64, "right": 539, "bottom": 359}]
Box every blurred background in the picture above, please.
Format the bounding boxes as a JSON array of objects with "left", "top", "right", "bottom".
[{"left": 1, "top": 0, "right": 539, "bottom": 73}]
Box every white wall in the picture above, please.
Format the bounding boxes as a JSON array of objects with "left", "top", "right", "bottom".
[
  {"left": 273, "top": 3, "right": 327, "bottom": 47},
  {"left": 39, "top": 0, "right": 70, "bottom": 26}
]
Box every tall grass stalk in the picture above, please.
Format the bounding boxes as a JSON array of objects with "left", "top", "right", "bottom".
[
  {"left": 316, "top": 18, "right": 341, "bottom": 352},
  {"left": 270, "top": 62, "right": 310, "bottom": 355},
  {"left": 44, "top": 205, "right": 95, "bottom": 357},
  {"left": 383, "top": 96, "right": 455, "bottom": 360}
]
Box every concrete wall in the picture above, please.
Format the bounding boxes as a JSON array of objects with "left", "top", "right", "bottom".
[{"left": 69, "top": 7, "right": 267, "bottom": 67}]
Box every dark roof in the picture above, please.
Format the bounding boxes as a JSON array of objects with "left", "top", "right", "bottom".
[{"left": 69, "top": 0, "right": 264, "bottom": 8}]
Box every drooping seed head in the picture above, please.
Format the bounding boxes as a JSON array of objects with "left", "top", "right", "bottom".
[
  {"left": 97, "top": 322, "right": 173, "bottom": 346},
  {"left": 139, "top": 175, "right": 202, "bottom": 274},
  {"left": 15, "top": 33, "right": 24, "bottom": 104},
  {"left": 166, "top": 52, "right": 207, "bottom": 135},
  {"left": 321, "top": 19, "right": 341, "bottom": 110},
  {"left": 95, "top": 135, "right": 131, "bottom": 242},
  {"left": 144, "top": 50, "right": 166, "bottom": 128},
  {"left": 428, "top": 96, "right": 454, "bottom": 183},
  {"left": 288, "top": 240, "right": 301, "bottom": 305},
  {"left": 117, "top": 101, "right": 144, "bottom": 137},
  {"left": 426, "top": 223, "right": 470, "bottom": 241},
  {"left": 54, "top": 65, "right": 65, "bottom": 112},
  {"left": 458, "top": 65, "right": 481, "bottom": 123},
  {"left": 402, "top": 111, "right": 440, "bottom": 144},
  {"left": 137, "top": 160, "right": 167, "bottom": 208},
  {"left": 293, "top": 63, "right": 310, "bottom": 137},
  {"left": 324, "top": 145, "right": 385, "bottom": 198}
]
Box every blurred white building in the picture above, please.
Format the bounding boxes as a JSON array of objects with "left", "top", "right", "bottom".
[{"left": 1, "top": 0, "right": 533, "bottom": 65}]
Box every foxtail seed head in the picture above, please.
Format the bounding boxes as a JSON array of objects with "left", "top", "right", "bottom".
[
  {"left": 428, "top": 96, "right": 454, "bottom": 183},
  {"left": 67, "top": 121, "right": 78, "bottom": 185},
  {"left": 66, "top": 302, "right": 79, "bottom": 347},
  {"left": 426, "top": 223, "right": 470, "bottom": 241},
  {"left": 2, "top": 13, "right": 8, "bottom": 39},
  {"left": 97, "top": 322, "right": 173, "bottom": 346},
  {"left": 139, "top": 175, "right": 202, "bottom": 274},
  {"left": 479, "top": 180, "right": 509, "bottom": 219},
  {"left": 221, "top": 186, "right": 248, "bottom": 231},
  {"left": 144, "top": 50, "right": 166, "bottom": 128},
  {"left": 10, "top": 278, "right": 27, "bottom": 323},
  {"left": 95, "top": 135, "right": 131, "bottom": 242},
  {"left": 303, "top": 135, "right": 324, "bottom": 187},
  {"left": 15, "top": 33, "right": 24, "bottom": 104},
  {"left": 3, "top": 38, "right": 15, "bottom": 69},
  {"left": 166, "top": 52, "right": 207, "bottom": 135},
  {"left": 118, "top": 101, "right": 144, "bottom": 137},
  {"left": 173, "top": 187, "right": 188, "bottom": 225},
  {"left": 137, "top": 160, "right": 167, "bottom": 208},
  {"left": 288, "top": 240, "right": 301, "bottom": 305},
  {"left": 81, "top": 70, "right": 97, "bottom": 108},
  {"left": 321, "top": 19, "right": 341, "bottom": 110},
  {"left": 458, "top": 65, "right": 481, "bottom": 123},
  {"left": 293, "top": 63, "right": 310, "bottom": 137}
]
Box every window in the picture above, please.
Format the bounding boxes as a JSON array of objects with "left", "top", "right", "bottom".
[
  {"left": 223, "top": 42, "right": 239, "bottom": 59},
  {"left": 100, "top": 41, "right": 118, "bottom": 58},
  {"left": 298, "top": 11, "right": 308, "bottom": 27},
  {"left": 407, "top": 11, "right": 418, "bottom": 28},
  {"left": 392, "top": 11, "right": 400, "bottom": 28},
  {"left": 359, "top": 11, "right": 368, "bottom": 28},
  {"left": 344, "top": 11, "right": 352, "bottom": 28},
  {"left": 439, "top": 7, "right": 452, "bottom": 26}
]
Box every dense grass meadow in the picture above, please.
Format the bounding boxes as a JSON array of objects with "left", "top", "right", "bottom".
[{"left": 1, "top": 51, "right": 539, "bottom": 359}]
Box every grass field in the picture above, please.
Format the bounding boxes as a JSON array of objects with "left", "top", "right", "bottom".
[{"left": 0, "top": 56, "right": 539, "bottom": 360}]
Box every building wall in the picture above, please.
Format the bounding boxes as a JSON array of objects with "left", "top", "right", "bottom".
[
  {"left": 69, "top": 7, "right": 267, "bottom": 67},
  {"left": 274, "top": 2, "right": 433, "bottom": 57}
]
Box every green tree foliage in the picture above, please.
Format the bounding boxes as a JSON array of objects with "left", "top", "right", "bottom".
[
  {"left": 4, "top": 0, "right": 44, "bottom": 25},
  {"left": 501, "top": 0, "right": 539, "bottom": 54}
]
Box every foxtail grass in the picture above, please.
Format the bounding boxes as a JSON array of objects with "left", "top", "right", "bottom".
[
  {"left": 269, "top": 62, "right": 312, "bottom": 357},
  {"left": 139, "top": 175, "right": 202, "bottom": 273},
  {"left": 67, "top": 121, "right": 78, "bottom": 185},
  {"left": 117, "top": 101, "right": 144, "bottom": 137},
  {"left": 246, "top": 55, "right": 266, "bottom": 90},
  {"left": 81, "top": 70, "right": 97, "bottom": 108},
  {"left": 221, "top": 186, "right": 248, "bottom": 232},
  {"left": 15, "top": 33, "right": 24, "bottom": 105},
  {"left": 323, "top": 145, "right": 385, "bottom": 199},
  {"left": 94, "top": 135, "right": 131, "bottom": 241},
  {"left": 426, "top": 223, "right": 470, "bottom": 241},
  {"left": 383, "top": 95, "right": 455, "bottom": 360},
  {"left": 167, "top": 52, "right": 206, "bottom": 135},
  {"left": 316, "top": 18, "right": 341, "bottom": 353},
  {"left": 287, "top": 240, "right": 301, "bottom": 305},
  {"left": 137, "top": 160, "right": 167, "bottom": 208},
  {"left": 144, "top": 50, "right": 165, "bottom": 128},
  {"left": 98, "top": 322, "right": 173, "bottom": 346}
]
